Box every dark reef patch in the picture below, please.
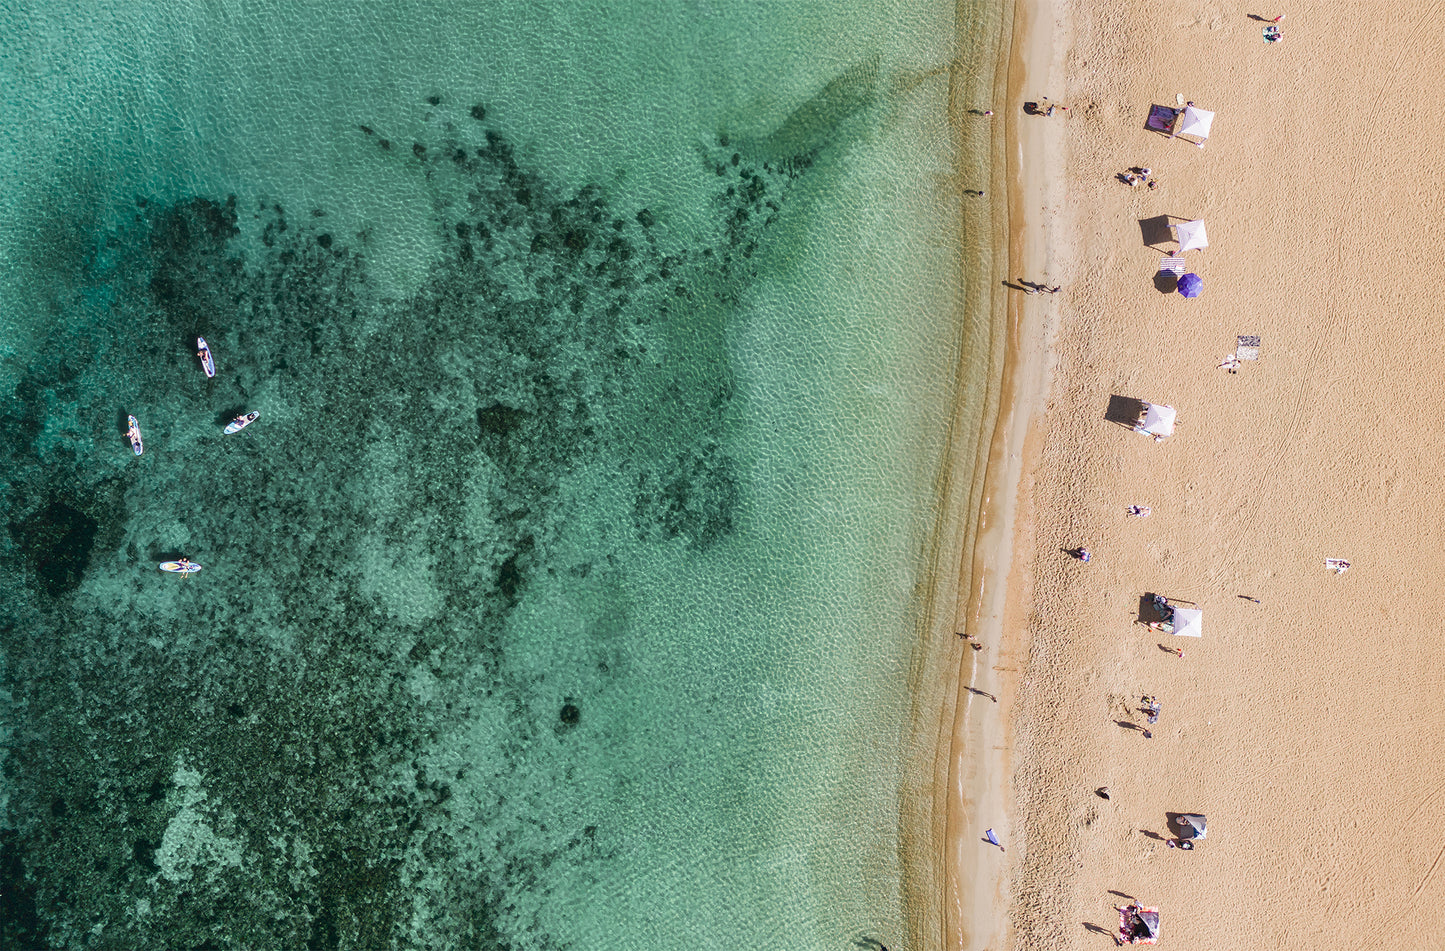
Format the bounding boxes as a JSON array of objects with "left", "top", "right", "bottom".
[
  {"left": 0, "top": 92, "right": 829, "bottom": 948},
  {"left": 0, "top": 832, "right": 49, "bottom": 950},
  {"left": 10, "top": 499, "right": 100, "bottom": 596},
  {"left": 633, "top": 438, "right": 740, "bottom": 550}
]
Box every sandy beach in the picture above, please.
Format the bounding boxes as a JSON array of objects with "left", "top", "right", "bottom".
[{"left": 934, "top": 1, "right": 1445, "bottom": 949}]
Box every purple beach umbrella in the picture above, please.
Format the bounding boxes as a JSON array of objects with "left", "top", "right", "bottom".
[{"left": 1177, "top": 272, "right": 1203, "bottom": 298}]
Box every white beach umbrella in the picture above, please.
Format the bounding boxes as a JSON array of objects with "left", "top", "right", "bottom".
[
  {"left": 1140, "top": 403, "right": 1176, "bottom": 437},
  {"left": 1178, "top": 105, "right": 1214, "bottom": 139},
  {"left": 1173, "top": 219, "right": 1208, "bottom": 252},
  {"left": 1172, "top": 607, "right": 1203, "bottom": 638}
]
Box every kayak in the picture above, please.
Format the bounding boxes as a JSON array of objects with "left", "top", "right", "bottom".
[
  {"left": 159, "top": 560, "right": 203, "bottom": 574},
  {"left": 126, "top": 415, "right": 144, "bottom": 455},
  {"left": 224, "top": 411, "right": 259, "bottom": 434},
  {"left": 197, "top": 336, "right": 216, "bottom": 378}
]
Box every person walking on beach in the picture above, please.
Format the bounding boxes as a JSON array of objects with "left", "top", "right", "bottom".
[{"left": 1168, "top": 646, "right": 1183, "bottom": 658}]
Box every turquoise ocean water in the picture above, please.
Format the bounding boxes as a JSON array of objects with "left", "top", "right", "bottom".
[{"left": 0, "top": 1, "right": 1001, "bottom": 947}]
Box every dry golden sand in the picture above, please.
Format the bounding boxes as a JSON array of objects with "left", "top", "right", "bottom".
[{"left": 982, "top": 2, "right": 1445, "bottom": 949}]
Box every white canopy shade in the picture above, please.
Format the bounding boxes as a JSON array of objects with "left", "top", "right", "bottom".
[
  {"left": 1178, "top": 105, "right": 1214, "bottom": 139},
  {"left": 1140, "top": 403, "right": 1176, "bottom": 437},
  {"left": 1173, "top": 219, "right": 1209, "bottom": 251},
  {"left": 1172, "top": 606, "right": 1203, "bottom": 638}
]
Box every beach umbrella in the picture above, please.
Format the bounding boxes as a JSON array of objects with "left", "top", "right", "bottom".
[
  {"left": 1171, "top": 606, "right": 1203, "bottom": 637},
  {"left": 1178, "top": 105, "right": 1214, "bottom": 140},
  {"left": 1173, "top": 219, "right": 1208, "bottom": 251},
  {"left": 1178, "top": 814, "right": 1208, "bottom": 840},
  {"left": 1177, "top": 273, "right": 1203, "bottom": 298},
  {"left": 1139, "top": 402, "right": 1176, "bottom": 438}
]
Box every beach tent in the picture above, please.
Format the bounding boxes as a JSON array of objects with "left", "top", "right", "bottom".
[
  {"left": 1176, "top": 105, "right": 1214, "bottom": 142},
  {"left": 1172, "top": 219, "right": 1208, "bottom": 251},
  {"left": 1171, "top": 606, "right": 1203, "bottom": 638},
  {"left": 1177, "top": 814, "right": 1208, "bottom": 840},
  {"left": 1137, "top": 403, "right": 1176, "bottom": 438}
]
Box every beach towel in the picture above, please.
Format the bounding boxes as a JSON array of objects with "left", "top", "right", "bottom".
[
  {"left": 1147, "top": 104, "right": 1178, "bottom": 133},
  {"left": 1236, "top": 335, "right": 1261, "bottom": 360},
  {"left": 1159, "top": 255, "right": 1186, "bottom": 275}
]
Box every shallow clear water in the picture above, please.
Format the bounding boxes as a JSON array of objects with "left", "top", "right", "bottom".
[{"left": 0, "top": 1, "right": 997, "bottom": 947}]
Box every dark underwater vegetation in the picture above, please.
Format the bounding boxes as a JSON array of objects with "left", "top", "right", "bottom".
[{"left": 0, "top": 91, "right": 833, "bottom": 949}]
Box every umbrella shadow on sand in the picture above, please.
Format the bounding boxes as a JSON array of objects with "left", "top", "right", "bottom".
[
  {"left": 1105, "top": 394, "right": 1148, "bottom": 430},
  {"left": 1153, "top": 270, "right": 1179, "bottom": 294},
  {"left": 1138, "top": 215, "right": 1176, "bottom": 249}
]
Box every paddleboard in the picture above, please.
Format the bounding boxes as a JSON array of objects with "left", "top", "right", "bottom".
[
  {"left": 159, "top": 561, "right": 203, "bottom": 574},
  {"left": 224, "top": 411, "right": 259, "bottom": 434},
  {"left": 197, "top": 336, "right": 216, "bottom": 378},
  {"left": 126, "top": 415, "right": 143, "bottom": 455}
]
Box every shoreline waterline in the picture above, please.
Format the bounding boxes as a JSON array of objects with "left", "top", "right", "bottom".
[
  {"left": 905, "top": 0, "right": 1071, "bottom": 947},
  {"left": 894, "top": 1, "right": 1026, "bottom": 949}
]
